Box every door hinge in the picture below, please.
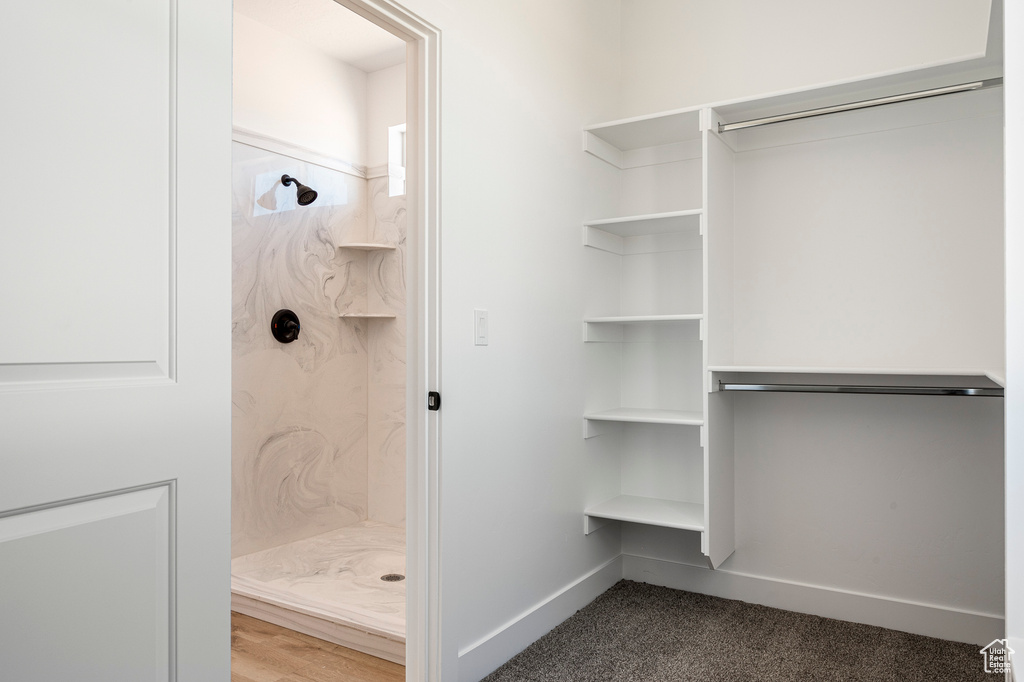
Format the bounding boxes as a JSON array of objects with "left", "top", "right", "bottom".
[{"left": 427, "top": 391, "right": 441, "bottom": 411}]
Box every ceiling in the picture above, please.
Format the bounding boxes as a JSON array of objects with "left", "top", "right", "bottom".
[{"left": 235, "top": 0, "right": 406, "bottom": 73}]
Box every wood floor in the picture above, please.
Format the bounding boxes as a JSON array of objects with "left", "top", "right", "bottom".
[{"left": 231, "top": 611, "right": 405, "bottom": 682}]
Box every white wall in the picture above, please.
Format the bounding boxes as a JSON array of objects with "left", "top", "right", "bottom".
[
  {"left": 729, "top": 94, "right": 1004, "bottom": 372},
  {"left": 619, "top": 0, "right": 994, "bottom": 116},
  {"left": 233, "top": 12, "right": 368, "bottom": 165},
  {"left": 367, "top": 63, "right": 406, "bottom": 170},
  {"left": 380, "top": 1, "right": 624, "bottom": 678},
  {"left": 1005, "top": 0, "right": 1023, "bottom": 676}
]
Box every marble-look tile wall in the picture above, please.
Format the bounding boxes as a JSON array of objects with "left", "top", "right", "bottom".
[
  {"left": 232, "top": 144, "right": 407, "bottom": 557},
  {"left": 232, "top": 142, "right": 375, "bottom": 558},
  {"left": 366, "top": 175, "right": 407, "bottom": 526}
]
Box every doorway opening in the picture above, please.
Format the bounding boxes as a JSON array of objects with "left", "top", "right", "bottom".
[{"left": 228, "top": 0, "right": 438, "bottom": 675}]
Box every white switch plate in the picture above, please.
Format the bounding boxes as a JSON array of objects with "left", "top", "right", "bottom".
[{"left": 474, "top": 309, "right": 488, "bottom": 346}]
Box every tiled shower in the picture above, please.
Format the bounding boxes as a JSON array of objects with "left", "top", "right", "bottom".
[{"left": 229, "top": 142, "right": 407, "bottom": 663}]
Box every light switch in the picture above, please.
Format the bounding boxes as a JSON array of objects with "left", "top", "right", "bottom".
[{"left": 474, "top": 309, "right": 488, "bottom": 346}]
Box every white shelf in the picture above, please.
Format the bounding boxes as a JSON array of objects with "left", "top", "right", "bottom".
[
  {"left": 583, "top": 314, "right": 703, "bottom": 341},
  {"left": 583, "top": 408, "right": 704, "bottom": 426},
  {"left": 584, "top": 210, "right": 702, "bottom": 238},
  {"left": 336, "top": 243, "right": 397, "bottom": 251},
  {"left": 585, "top": 314, "right": 702, "bottom": 324},
  {"left": 584, "top": 495, "right": 704, "bottom": 533},
  {"left": 584, "top": 109, "right": 702, "bottom": 151},
  {"left": 339, "top": 313, "right": 397, "bottom": 319}
]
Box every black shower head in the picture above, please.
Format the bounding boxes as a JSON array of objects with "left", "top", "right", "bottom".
[{"left": 281, "top": 174, "right": 318, "bottom": 206}]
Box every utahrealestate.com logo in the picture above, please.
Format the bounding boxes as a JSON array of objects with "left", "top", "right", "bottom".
[{"left": 980, "top": 639, "right": 1014, "bottom": 674}]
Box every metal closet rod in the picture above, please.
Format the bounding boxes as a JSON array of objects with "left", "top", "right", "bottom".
[
  {"left": 717, "top": 77, "right": 1003, "bottom": 133},
  {"left": 718, "top": 382, "right": 1003, "bottom": 398}
]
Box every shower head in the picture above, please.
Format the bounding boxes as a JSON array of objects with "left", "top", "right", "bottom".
[{"left": 281, "top": 174, "right": 318, "bottom": 206}]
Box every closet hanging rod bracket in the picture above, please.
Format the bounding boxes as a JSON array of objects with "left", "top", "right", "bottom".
[
  {"left": 717, "top": 77, "right": 1003, "bottom": 134},
  {"left": 717, "top": 381, "right": 1003, "bottom": 398}
]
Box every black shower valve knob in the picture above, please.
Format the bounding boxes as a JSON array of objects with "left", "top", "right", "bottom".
[{"left": 271, "top": 309, "right": 300, "bottom": 343}]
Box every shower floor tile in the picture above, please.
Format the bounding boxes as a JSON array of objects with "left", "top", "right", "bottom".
[{"left": 231, "top": 521, "right": 405, "bottom": 662}]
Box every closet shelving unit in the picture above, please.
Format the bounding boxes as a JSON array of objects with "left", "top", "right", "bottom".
[
  {"left": 336, "top": 242, "right": 398, "bottom": 320},
  {"left": 581, "top": 107, "right": 732, "bottom": 563},
  {"left": 580, "top": 68, "right": 1004, "bottom": 570}
]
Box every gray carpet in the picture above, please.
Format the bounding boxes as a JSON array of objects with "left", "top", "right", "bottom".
[{"left": 483, "top": 581, "right": 991, "bottom": 681}]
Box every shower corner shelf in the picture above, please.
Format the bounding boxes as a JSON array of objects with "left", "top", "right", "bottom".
[
  {"left": 339, "top": 313, "right": 397, "bottom": 319},
  {"left": 336, "top": 242, "right": 397, "bottom": 251}
]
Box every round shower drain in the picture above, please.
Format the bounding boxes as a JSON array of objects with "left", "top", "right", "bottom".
[{"left": 380, "top": 573, "right": 405, "bottom": 582}]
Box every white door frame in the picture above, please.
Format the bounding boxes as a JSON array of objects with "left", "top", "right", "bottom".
[{"left": 329, "top": 2, "right": 442, "bottom": 679}]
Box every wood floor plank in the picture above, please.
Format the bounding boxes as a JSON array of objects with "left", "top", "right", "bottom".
[
  {"left": 324, "top": 648, "right": 406, "bottom": 678},
  {"left": 286, "top": 642, "right": 405, "bottom": 682},
  {"left": 233, "top": 635, "right": 312, "bottom": 674},
  {"left": 229, "top": 672, "right": 267, "bottom": 682},
  {"left": 272, "top": 634, "right": 349, "bottom": 670},
  {"left": 285, "top": 660, "right": 405, "bottom": 682},
  {"left": 231, "top": 611, "right": 405, "bottom": 682},
  {"left": 231, "top": 649, "right": 293, "bottom": 682},
  {"left": 275, "top": 628, "right": 343, "bottom": 654},
  {"left": 233, "top": 612, "right": 290, "bottom": 641}
]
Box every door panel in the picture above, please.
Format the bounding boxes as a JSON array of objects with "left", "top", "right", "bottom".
[
  {"left": 0, "top": 0, "right": 172, "bottom": 373},
  {"left": 0, "top": 485, "right": 172, "bottom": 680},
  {"left": 0, "top": 0, "right": 231, "bottom": 679}
]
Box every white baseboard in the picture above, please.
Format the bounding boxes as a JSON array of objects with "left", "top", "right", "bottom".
[
  {"left": 456, "top": 555, "right": 623, "bottom": 682},
  {"left": 624, "top": 554, "right": 1004, "bottom": 646}
]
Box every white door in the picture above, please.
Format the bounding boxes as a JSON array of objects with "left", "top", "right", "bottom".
[{"left": 0, "top": 1, "right": 231, "bottom": 679}]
